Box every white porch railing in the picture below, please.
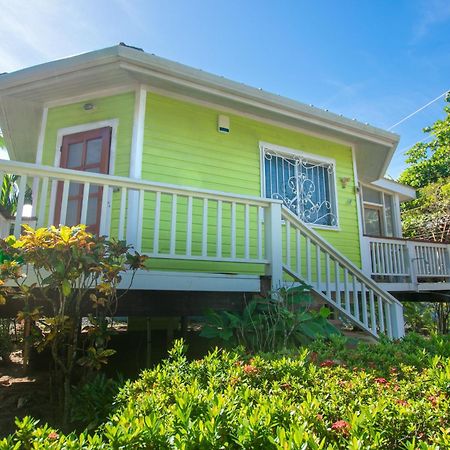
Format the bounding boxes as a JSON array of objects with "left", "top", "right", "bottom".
[
  {"left": 362, "top": 236, "right": 450, "bottom": 284},
  {"left": 0, "top": 160, "right": 405, "bottom": 339},
  {"left": 280, "top": 208, "right": 404, "bottom": 340}
]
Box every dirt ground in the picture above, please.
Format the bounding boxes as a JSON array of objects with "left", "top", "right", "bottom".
[{"left": 0, "top": 351, "right": 55, "bottom": 437}]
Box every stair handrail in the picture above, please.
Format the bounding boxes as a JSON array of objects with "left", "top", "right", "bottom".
[{"left": 281, "top": 206, "right": 403, "bottom": 307}]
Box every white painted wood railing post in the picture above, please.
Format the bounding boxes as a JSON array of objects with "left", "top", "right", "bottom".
[
  {"left": 406, "top": 241, "right": 418, "bottom": 287},
  {"left": 264, "top": 201, "right": 283, "bottom": 292},
  {"left": 389, "top": 301, "right": 405, "bottom": 339}
]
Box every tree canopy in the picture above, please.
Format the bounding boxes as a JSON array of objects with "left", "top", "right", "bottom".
[
  {"left": 399, "top": 94, "right": 450, "bottom": 189},
  {"left": 399, "top": 94, "right": 450, "bottom": 242}
]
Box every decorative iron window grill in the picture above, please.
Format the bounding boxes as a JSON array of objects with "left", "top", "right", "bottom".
[{"left": 264, "top": 149, "right": 337, "bottom": 227}]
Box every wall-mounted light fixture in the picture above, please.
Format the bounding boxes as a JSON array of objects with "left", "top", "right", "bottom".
[
  {"left": 218, "top": 115, "right": 230, "bottom": 133},
  {"left": 83, "top": 103, "right": 95, "bottom": 111},
  {"left": 340, "top": 177, "right": 351, "bottom": 188}
]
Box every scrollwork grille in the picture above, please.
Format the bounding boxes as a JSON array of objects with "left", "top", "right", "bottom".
[{"left": 264, "top": 149, "right": 337, "bottom": 226}]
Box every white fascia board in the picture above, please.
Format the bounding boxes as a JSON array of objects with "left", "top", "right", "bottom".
[{"left": 371, "top": 178, "right": 416, "bottom": 201}]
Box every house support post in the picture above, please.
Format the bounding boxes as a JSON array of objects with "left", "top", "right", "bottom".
[
  {"left": 264, "top": 201, "right": 283, "bottom": 293},
  {"left": 390, "top": 301, "right": 405, "bottom": 339},
  {"left": 127, "top": 86, "right": 147, "bottom": 251}
]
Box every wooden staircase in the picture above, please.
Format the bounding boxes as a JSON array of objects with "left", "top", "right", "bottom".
[{"left": 278, "top": 206, "right": 405, "bottom": 340}]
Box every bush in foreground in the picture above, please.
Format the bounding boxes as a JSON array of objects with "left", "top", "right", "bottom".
[{"left": 1, "top": 338, "right": 449, "bottom": 449}]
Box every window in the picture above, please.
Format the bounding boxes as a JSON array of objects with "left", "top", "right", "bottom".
[
  {"left": 262, "top": 145, "right": 338, "bottom": 227},
  {"left": 362, "top": 186, "right": 396, "bottom": 237}
]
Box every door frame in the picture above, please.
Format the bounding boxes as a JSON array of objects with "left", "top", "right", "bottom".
[{"left": 48, "top": 119, "right": 119, "bottom": 235}]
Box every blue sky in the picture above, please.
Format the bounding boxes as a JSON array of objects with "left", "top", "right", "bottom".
[{"left": 0, "top": 0, "right": 449, "bottom": 178}]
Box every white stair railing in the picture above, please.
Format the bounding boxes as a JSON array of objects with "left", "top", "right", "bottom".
[{"left": 279, "top": 206, "right": 405, "bottom": 340}]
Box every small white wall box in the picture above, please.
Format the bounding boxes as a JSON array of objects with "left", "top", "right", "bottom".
[{"left": 218, "top": 115, "right": 230, "bottom": 133}]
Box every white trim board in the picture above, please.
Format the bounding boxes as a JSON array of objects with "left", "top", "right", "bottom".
[{"left": 119, "top": 270, "right": 262, "bottom": 292}]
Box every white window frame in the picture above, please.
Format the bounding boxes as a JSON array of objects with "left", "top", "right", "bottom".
[
  {"left": 360, "top": 183, "right": 402, "bottom": 237},
  {"left": 260, "top": 142, "right": 339, "bottom": 230}
]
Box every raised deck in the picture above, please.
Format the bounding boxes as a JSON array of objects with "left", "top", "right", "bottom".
[
  {"left": 2, "top": 159, "right": 446, "bottom": 339},
  {"left": 361, "top": 235, "right": 450, "bottom": 292}
]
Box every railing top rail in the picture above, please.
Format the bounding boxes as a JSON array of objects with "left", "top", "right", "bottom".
[
  {"left": 363, "top": 234, "right": 450, "bottom": 247},
  {"left": 0, "top": 159, "right": 280, "bottom": 207},
  {"left": 281, "top": 206, "right": 403, "bottom": 306}
]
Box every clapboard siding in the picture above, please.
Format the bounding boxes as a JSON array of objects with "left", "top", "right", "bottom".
[
  {"left": 41, "top": 90, "right": 361, "bottom": 276},
  {"left": 43, "top": 92, "right": 135, "bottom": 177},
  {"left": 141, "top": 92, "right": 361, "bottom": 271}
]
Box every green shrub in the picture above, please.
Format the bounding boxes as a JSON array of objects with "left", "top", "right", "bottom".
[
  {"left": 308, "top": 332, "right": 450, "bottom": 375},
  {"left": 200, "top": 284, "right": 339, "bottom": 352},
  {"left": 2, "top": 338, "right": 449, "bottom": 449},
  {"left": 71, "top": 374, "right": 124, "bottom": 431}
]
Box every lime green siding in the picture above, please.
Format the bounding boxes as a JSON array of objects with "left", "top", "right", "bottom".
[
  {"left": 42, "top": 92, "right": 135, "bottom": 176},
  {"left": 42, "top": 90, "right": 361, "bottom": 275},
  {"left": 142, "top": 92, "right": 361, "bottom": 270}
]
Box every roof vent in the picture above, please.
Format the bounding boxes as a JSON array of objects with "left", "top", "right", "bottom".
[{"left": 119, "top": 42, "right": 144, "bottom": 52}]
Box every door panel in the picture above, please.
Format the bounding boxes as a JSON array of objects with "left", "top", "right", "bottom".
[{"left": 55, "top": 127, "right": 111, "bottom": 234}]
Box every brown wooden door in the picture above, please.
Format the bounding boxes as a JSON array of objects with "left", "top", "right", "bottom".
[{"left": 55, "top": 127, "right": 111, "bottom": 234}]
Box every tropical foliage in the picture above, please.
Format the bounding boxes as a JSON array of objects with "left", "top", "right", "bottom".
[
  {"left": 399, "top": 95, "right": 450, "bottom": 242},
  {"left": 0, "top": 225, "right": 148, "bottom": 425},
  {"left": 200, "top": 284, "right": 339, "bottom": 352},
  {"left": 1, "top": 337, "right": 449, "bottom": 449}
]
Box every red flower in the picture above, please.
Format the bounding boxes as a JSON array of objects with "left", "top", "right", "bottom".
[
  {"left": 396, "top": 399, "right": 409, "bottom": 406},
  {"left": 428, "top": 395, "right": 439, "bottom": 407},
  {"left": 374, "top": 377, "right": 388, "bottom": 385},
  {"left": 320, "top": 359, "right": 335, "bottom": 367},
  {"left": 48, "top": 432, "right": 59, "bottom": 440},
  {"left": 331, "top": 420, "right": 351, "bottom": 435},
  {"left": 243, "top": 364, "right": 259, "bottom": 375}
]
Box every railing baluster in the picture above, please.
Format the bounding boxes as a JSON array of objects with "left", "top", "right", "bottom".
[
  {"left": 202, "top": 198, "right": 208, "bottom": 257},
  {"left": 216, "top": 200, "right": 222, "bottom": 258},
  {"left": 170, "top": 194, "right": 177, "bottom": 255},
  {"left": 344, "top": 268, "right": 350, "bottom": 313},
  {"left": 99, "top": 185, "right": 110, "bottom": 237},
  {"left": 369, "top": 289, "right": 377, "bottom": 334},
  {"left": 80, "top": 182, "right": 90, "bottom": 225},
  {"left": 353, "top": 275, "right": 360, "bottom": 321},
  {"left": 316, "top": 244, "right": 321, "bottom": 291},
  {"left": 296, "top": 229, "right": 301, "bottom": 276},
  {"left": 153, "top": 191, "right": 161, "bottom": 254},
  {"left": 13, "top": 175, "right": 28, "bottom": 237},
  {"left": 361, "top": 283, "right": 368, "bottom": 327},
  {"left": 47, "top": 180, "right": 57, "bottom": 226},
  {"left": 325, "top": 253, "right": 331, "bottom": 299},
  {"left": 118, "top": 187, "right": 127, "bottom": 241},
  {"left": 375, "top": 242, "right": 381, "bottom": 274},
  {"left": 306, "top": 237, "right": 311, "bottom": 283},
  {"left": 377, "top": 296, "right": 385, "bottom": 334},
  {"left": 135, "top": 188, "right": 143, "bottom": 251},
  {"left": 186, "top": 196, "right": 193, "bottom": 256},
  {"left": 257, "top": 206, "right": 263, "bottom": 260},
  {"left": 334, "top": 260, "right": 340, "bottom": 307},
  {"left": 230, "top": 202, "right": 236, "bottom": 258},
  {"left": 244, "top": 204, "right": 250, "bottom": 259},
  {"left": 59, "top": 180, "right": 70, "bottom": 226},
  {"left": 285, "top": 220, "right": 291, "bottom": 267},
  {"left": 37, "top": 177, "right": 49, "bottom": 228},
  {"left": 385, "top": 302, "right": 393, "bottom": 339}
]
